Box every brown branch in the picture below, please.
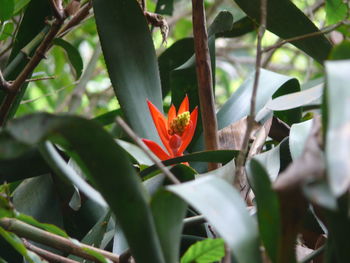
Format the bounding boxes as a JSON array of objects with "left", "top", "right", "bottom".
[
  {"left": 192, "top": 0, "right": 219, "bottom": 171},
  {"left": 0, "top": 218, "right": 119, "bottom": 262},
  {"left": 23, "top": 239, "right": 80, "bottom": 263},
  {"left": 24, "top": 76, "right": 56, "bottom": 83},
  {"left": 234, "top": 0, "right": 267, "bottom": 188},
  {"left": 116, "top": 117, "right": 181, "bottom": 185},
  {"left": 0, "top": 70, "right": 10, "bottom": 91}
]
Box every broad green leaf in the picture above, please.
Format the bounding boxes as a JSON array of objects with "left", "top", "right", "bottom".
[
  {"left": 13, "top": 175, "right": 64, "bottom": 228},
  {"left": 329, "top": 40, "right": 350, "bottom": 60},
  {"left": 154, "top": 0, "right": 174, "bottom": 15},
  {"left": 93, "top": 109, "right": 121, "bottom": 126},
  {"left": 151, "top": 190, "right": 187, "bottom": 263},
  {"left": 93, "top": 0, "right": 163, "bottom": 143},
  {"left": 0, "top": 0, "right": 14, "bottom": 21},
  {"left": 266, "top": 84, "right": 323, "bottom": 112},
  {"left": 53, "top": 38, "right": 84, "bottom": 80},
  {"left": 116, "top": 139, "right": 153, "bottom": 166},
  {"left": 39, "top": 141, "right": 107, "bottom": 208},
  {"left": 168, "top": 176, "right": 262, "bottom": 263},
  {"left": 233, "top": 0, "right": 332, "bottom": 63},
  {"left": 247, "top": 159, "right": 281, "bottom": 263},
  {"left": 140, "top": 150, "right": 238, "bottom": 177},
  {"left": 253, "top": 143, "right": 281, "bottom": 182},
  {"left": 325, "top": 59, "right": 350, "bottom": 196},
  {"left": 326, "top": 0, "right": 348, "bottom": 24},
  {"left": 217, "top": 69, "right": 297, "bottom": 130},
  {"left": 5, "top": 113, "right": 165, "bottom": 263},
  {"left": 198, "top": 159, "right": 235, "bottom": 184},
  {"left": 289, "top": 120, "right": 313, "bottom": 160},
  {"left": 181, "top": 238, "right": 225, "bottom": 263}
]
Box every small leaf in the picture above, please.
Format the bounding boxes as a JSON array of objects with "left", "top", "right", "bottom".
[
  {"left": 329, "top": 40, "right": 350, "bottom": 60},
  {"left": 181, "top": 238, "right": 225, "bottom": 263},
  {"left": 0, "top": 22, "right": 14, "bottom": 41},
  {"left": 326, "top": 0, "right": 348, "bottom": 24},
  {"left": 14, "top": 0, "right": 31, "bottom": 14},
  {"left": 53, "top": 38, "right": 84, "bottom": 79}
]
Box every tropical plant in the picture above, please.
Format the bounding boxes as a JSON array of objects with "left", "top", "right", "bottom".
[{"left": 0, "top": 0, "right": 350, "bottom": 262}]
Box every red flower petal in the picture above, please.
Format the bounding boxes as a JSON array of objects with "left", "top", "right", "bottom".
[
  {"left": 142, "top": 139, "right": 171, "bottom": 160},
  {"left": 178, "top": 95, "right": 189, "bottom": 115},
  {"left": 147, "top": 99, "right": 170, "bottom": 148},
  {"left": 168, "top": 104, "right": 176, "bottom": 127},
  {"left": 179, "top": 106, "right": 198, "bottom": 153}
]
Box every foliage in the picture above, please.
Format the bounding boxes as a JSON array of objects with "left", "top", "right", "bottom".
[{"left": 0, "top": 0, "right": 349, "bottom": 262}]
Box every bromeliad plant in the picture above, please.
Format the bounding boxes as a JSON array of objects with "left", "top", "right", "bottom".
[{"left": 142, "top": 95, "right": 198, "bottom": 161}]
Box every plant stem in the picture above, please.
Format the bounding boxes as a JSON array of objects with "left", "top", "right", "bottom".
[
  {"left": 116, "top": 117, "right": 181, "bottom": 185},
  {"left": 234, "top": 0, "right": 267, "bottom": 190},
  {"left": 192, "top": 0, "right": 220, "bottom": 171},
  {"left": 0, "top": 218, "right": 119, "bottom": 262},
  {"left": 23, "top": 239, "right": 80, "bottom": 263}
]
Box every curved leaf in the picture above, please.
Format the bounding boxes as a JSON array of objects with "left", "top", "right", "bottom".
[
  {"left": 5, "top": 113, "right": 165, "bottom": 263},
  {"left": 53, "top": 38, "right": 84, "bottom": 80},
  {"left": 93, "top": 0, "right": 163, "bottom": 142},
  {"left": 181, "top": 238, "right": 225, "bottom": 263},
  {"left": 168, "top": 176, "right": 262, "bottom": 263},
  {"left": 289, "top": 120, "right": 313, "bottom": 160}
]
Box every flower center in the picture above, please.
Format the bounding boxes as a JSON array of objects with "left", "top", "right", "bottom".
[{"left": 169, "top": 111, "right": 190, "bottom": 136}]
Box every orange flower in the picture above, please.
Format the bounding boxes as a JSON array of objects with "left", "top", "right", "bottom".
[{"left": 142, "top": 95, "right": 198, "bottom": 161}]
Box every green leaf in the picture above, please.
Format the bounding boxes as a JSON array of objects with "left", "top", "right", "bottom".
[
  {"left": 0, "top": 22, "right": 14, "bottom": 41},
  {"left": 266, "top": 84, "right": 323, "bottom": 112},
  {"left": 289, "top": 120, "right": 313, "bottom": 160},
  {"left": 247, "top": 159, "right": 281, "bottom": 263},
  {"left": 93, "top": 0, "right": 163, "bottom": 143},
  {"left": 53, "top": 38, "right": 84, "bottom": 80},
  {"left": 151, "top": 190, "right": 187, "bottom": 263},
  {"left": 116, "top": 139, "right": 153, "bottom": 166},
  {"left": 216, "top": 16, "right": 256, "bottom": 38},
  {"left": 140, "top": 150, "right": 238, "bottom": 177},
  {"left": 181, "top": 238, "right": 225, "bottom": 263},
  {"left": 329, "top": 40, "right": 350, "bottom": 60},
  {"left": 168, "top": 176, "right": 262, "bottom": 263},
  {"left": 233, "top": 0, "right": 332, "bottom": 63},
  {"left": 326, "top": 0, "right": 348, "bottom": 24},
  {"left": 0, "top": 0, "right": 14, "bottom": 21},
  {"left": 14, "top": 0, "right": 31, "bottom": 14},
  {"left": 325, "top": 59, "right": 350, "bottom": 196},
  {"left": 154, "top": 0, "right": 174, "bottom": 15},
  {"left": 5, "top": 113, "right": 165, "bottom": 263}
]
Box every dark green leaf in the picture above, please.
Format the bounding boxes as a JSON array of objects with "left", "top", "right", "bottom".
[
  {"left": 168, "top": 176, "right": 262, "bottom": 263},
  {"left": 329, "top": 41, "right": 350, "bottom": 60},
  {"left": 13, "top": 0, "right": 31, "bottom": 14},
  {"left": 0, "top": 0, "right": 14, "bottom": 21},
  {"left": 180, "top": 238, "right": 225, "bottom": 263},
  {"left": 0, "top": 22, "right": 14, "bottom": 41},
  {"left": 5, "top": 113, "right": 165, "bottom": 263},
  {"left": 93, "top": 0, "right": 163, "bottom": 143},
  {"left": 154, "top": 0, "right": 174, "bottom": 15},
  {"left": 151, "top": 190, "right": 187, "bottom": 263},
  {"left": 247, "top": 159, "right": 281, "bottom": 263},
  {"left": 53, "top": 38, "right": 84, "bottom": 80},
  {"left": 140, "top": 150, "right": 238, "bottom": 177},
  {"left": 233, "top": 0, "right": 332, "bottom": 63},
  {"left": 217, "top": 16, "right": 256, "bottom": 38},
  {"left": 325, "top": 59, "right": 350, "bottom": 196}
]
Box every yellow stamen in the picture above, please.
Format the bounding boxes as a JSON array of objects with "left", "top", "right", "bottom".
[{"left": 169, "top": 111, "right": 190, "bottom": 136}]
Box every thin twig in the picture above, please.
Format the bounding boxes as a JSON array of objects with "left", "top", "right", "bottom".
[
  {"left": 0, "top": 218, "right": 119, "bottom": 262},
  {"left": 192, "top": 0, "right": 220, "bottom": 171},
  {"left": 300, "top": 245, "right": 325, "bottom": 263},
  {"left": 23, "top": 239, "right": 80, "bottom": 263},
  {"left": 24, "top": 76, "right": 56, "bottom": 83},
  {"left": 234, "top": 0, "right": 267, "bottom": 187},
  {"left": 263, "top": 21, "right": 344, "bottom": 53},
  {"left": 116, "top": 117, "right": 181, "bottom": 185},
  {"left": 183, "top": 215, "right": 206, "bottom": 226}
]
